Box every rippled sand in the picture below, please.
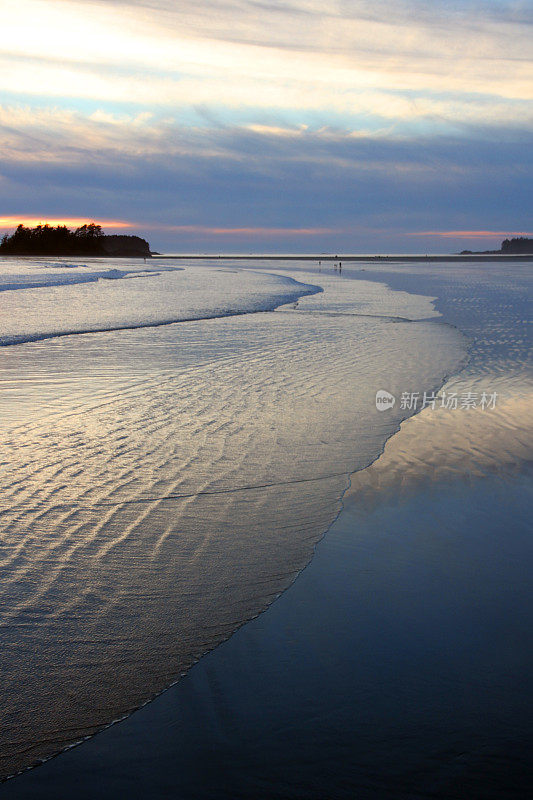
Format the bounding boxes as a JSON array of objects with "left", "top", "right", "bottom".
[
  {"left": 343, "top": 259, "right": 532, "bottom": 504},
  {"left": 347, "top": 387, "right": 533, "bottom": 506},
  {"left": 2, "top": 260, "right": 530, "bottom": 800},
  {"left": 0, "top": 268, "right": 465, "bottom": 777}
]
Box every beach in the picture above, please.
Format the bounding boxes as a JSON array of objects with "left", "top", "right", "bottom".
[{"left": 1, "top": 257, "right": 532, "bottom": 798}]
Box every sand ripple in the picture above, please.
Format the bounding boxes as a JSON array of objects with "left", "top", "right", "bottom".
[{"left": 0, "top": 272, "right": 465, "bottom": 778}]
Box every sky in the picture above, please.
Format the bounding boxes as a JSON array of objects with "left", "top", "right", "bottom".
[{"left": 0, "top": 0, "right": 532, "bottom": 253}]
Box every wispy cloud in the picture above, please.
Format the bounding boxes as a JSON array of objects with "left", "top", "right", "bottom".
[
  {"left": 148, "top": 224, "right": 336, "bottom": 236},
  {"left": 1, "top": 105, "right": 530, "bottom": 168},
  {"left": 0, "top": 0, "right": 531, "bottom": 250},
  {"left": 408, "top": 230, "right": 533, "bottom": 238},
  {"left": 1, "top": 0, "right": 531, "bottom": 113}
]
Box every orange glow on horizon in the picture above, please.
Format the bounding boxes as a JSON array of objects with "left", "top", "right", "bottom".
[
  {"left": 0, "top": 216, "right": 133, "bottom": 230},
  {"left": 0, "top": 219, "right": 334, "bottom": 238},
  {"left": 407, "top": 230, "right": 533, "bottom": 239},
  {"left": 2, "top": 221, "right": 529, "bottom": 241}
]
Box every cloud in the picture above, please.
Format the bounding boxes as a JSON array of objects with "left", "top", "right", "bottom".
[
  {"left": 1, "top": 104, "right": 531, "bottom": 169},
  {"left": 0, "top": 105, "right": 530, "bottom": 251},
  {"left": 146, "top": 224, "right": 336, "bottom": 236},
  {"left": 0, "top": 0, "right": 530, "bottom": 251},
  {"left": 1, "top": 0, "right": 531, "bottom": 114},
  {"left": 407, "top": 230, "right": 533, "bottom": 238}
]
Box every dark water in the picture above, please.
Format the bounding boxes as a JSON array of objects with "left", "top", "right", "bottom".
[{"left": 5, "top": 470, "right": 532, "bottom": 799}]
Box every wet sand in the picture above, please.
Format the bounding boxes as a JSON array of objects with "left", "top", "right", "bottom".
[
  {"left": 5, "top": 391, "right": 532, "bottom": 799},
  {"left": 159, "top": 253, "right": 533, "bottom": 263},
  {"left": 0, "top": 266, "right": 465, "bottom": 779},
  {"left": 3, "top": 260, "right": 532, "bottom": 798}
]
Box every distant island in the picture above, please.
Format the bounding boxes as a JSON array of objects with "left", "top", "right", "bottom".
[
  {"left": 0, "top": 223, "right": 152, "bottom": 257},
  {"left": 460, "top": 237, "right": 533, "bottom": 255}
]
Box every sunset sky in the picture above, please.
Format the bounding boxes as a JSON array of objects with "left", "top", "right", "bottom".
[{"left": 1, "top": 0, "right": 531, "bottom": 252}]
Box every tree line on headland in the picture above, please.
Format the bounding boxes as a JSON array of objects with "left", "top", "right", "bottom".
[
  {"left": 501, "top": 237, "right": 533, "bottom": 254},
  {"left": 0, "top": 224, "right": 151, "bottom": 257}
]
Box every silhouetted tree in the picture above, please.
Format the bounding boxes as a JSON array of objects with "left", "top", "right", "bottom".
[
  {"left": 0, "top": 224, "right": 150, "bottom": 257},
  {"left": 501, "top": 237, "right": 533, "bottom": 254},
  {"left": 0, "top": 223, "right": 106, "bottom": 255}
]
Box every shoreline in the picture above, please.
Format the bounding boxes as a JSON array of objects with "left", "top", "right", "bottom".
[
  {"left": 0, "top": 321, "right": 468, "bottom": 794},
  {"left": 0, "top": 265, "right": 464, "bottom": 781},
  {"left": 3, "top": 253, "right": 533, "bottom": 265},
  {"left": 2, "top": 260, "right": 531, "bottom": 796},
  {"left": 1, "top": 327, "right": 466, "bottom": 788},
  {"left": 156, "top": 253, "right": 533, "bottom": 262},
  {"left": 4, "top": 287, "right": 531, "bottom": 796}
]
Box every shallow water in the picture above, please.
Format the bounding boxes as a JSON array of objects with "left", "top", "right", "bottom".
[
  {"left": 0, "top": 262, "right": 465, "bottom": 778},
  {"left": 0, "top": 259, "right": 318, "bottom": 346},
  {"left": 4, "top": 259, "right": 531, "bottom": 799}
]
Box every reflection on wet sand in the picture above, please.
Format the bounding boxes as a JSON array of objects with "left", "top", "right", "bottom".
[
  {"left": 0, "top": 270, "right": 465, "bottom": 779},
  {"left": 347, "top": 381, "right": 532, "bottom": 509}
]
